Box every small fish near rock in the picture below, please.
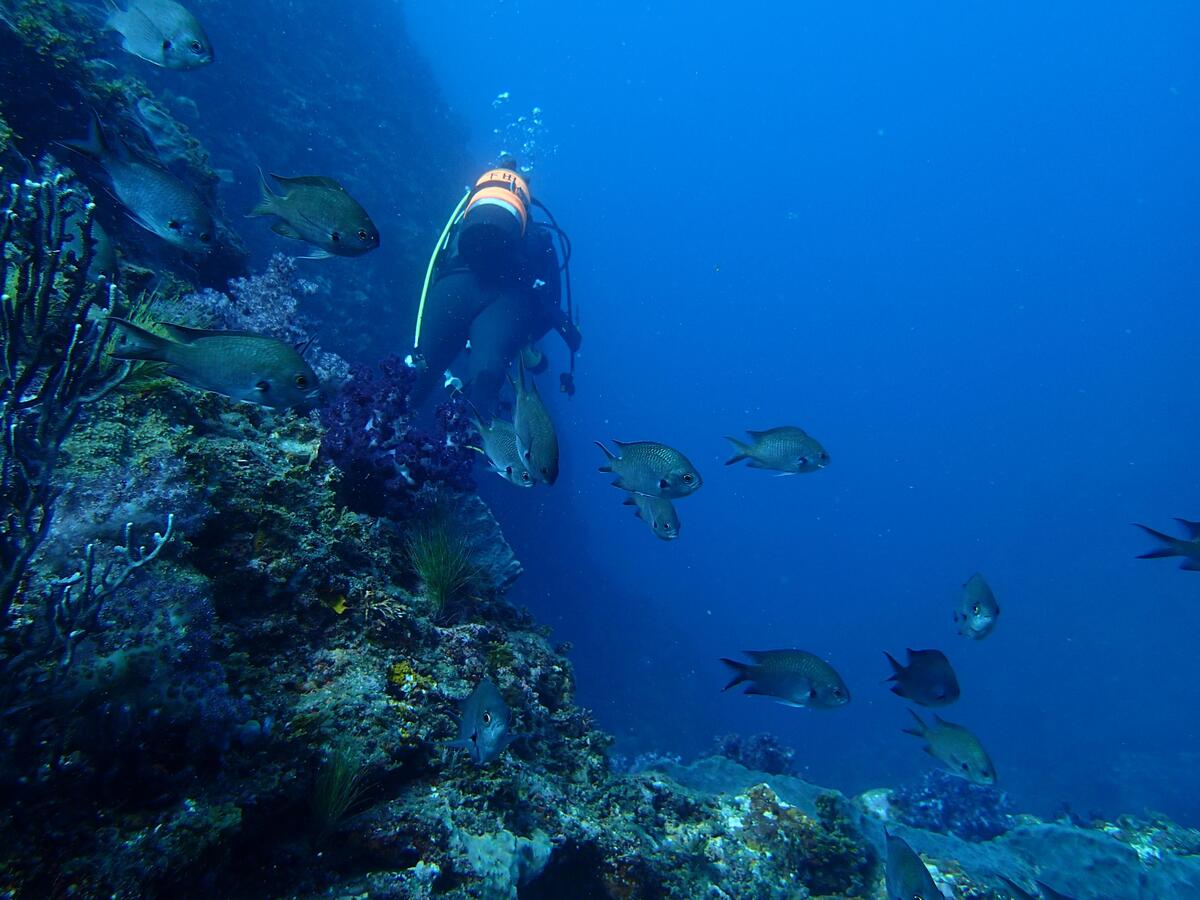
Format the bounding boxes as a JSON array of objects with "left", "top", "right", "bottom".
[
  {"left": 250, "top": 171, "right": 380, "bottom": 259},
  {"left": 108, "top": 318, "right": 320, "bottom": 409},
  {"left": 884, "top": 829, "right": 940, "bottom": 900},
  {"left": 903, "top": 710, "right": 996, "bottom": 786},
  {"left": 510, "top": 358, "right": 559, "bottom": 485},
  {"left": 106, "top": 0, "right": 213, "bottom": 70},
  {"left": 464, "top": 399, "right": 533, "bottom": 488},
  {"left": 446, "top": 678, "right": 520, "bottom": 766}
]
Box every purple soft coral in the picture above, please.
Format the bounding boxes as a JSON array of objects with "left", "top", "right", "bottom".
[{"left": 320, "top": 355, "right": 474, "bottom": 520}]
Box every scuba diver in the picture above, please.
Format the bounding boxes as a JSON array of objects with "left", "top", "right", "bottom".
[{"left": 409, "top": 157, "right": 581, "bottom": 413}]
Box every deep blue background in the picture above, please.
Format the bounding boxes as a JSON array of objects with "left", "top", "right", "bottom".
[{"left": 401, "top": 3, "right": 1200, "bottom": 822}]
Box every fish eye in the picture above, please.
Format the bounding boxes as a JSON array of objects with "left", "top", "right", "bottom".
[
  {"left": 972, "top": 604, "right": 980, "bottom": 614},
  {"left": 162, "top": 39, "right": 173, "bottom": 50},
  {"left": 482, "top": 712, "right": 492, "bottom": 725},
  {"left": 190, "top": 40, "right": 203, "bottom": 53},
  {"left": 681, "top": 473, "right": 694, "bottom": 484},
  {"left": 357, "top": 229, "right": 369, "bottom": 241},
  {"left": 820, "top": 451, "right": 829, "bottom": 461},
  {"left": 294, "top": 374, "right": 308, "bottom": 389},
  {"left": 167, "top": 219, "right": 181, "bottom": 231},
  {"left": 199, "top": 232, "right": 211, "bottom": 243},
  {"left": 331, "top": 231, "right": 342, "bottom": 243},
  {"left": 960, "top": 762, "right": 970, "bottom": 771},
  {"left": 798, "top": 456, "right": 809, "bottom": 466},
  {"left": 256, "top": 380, "right": 270, "bottom": 393}
]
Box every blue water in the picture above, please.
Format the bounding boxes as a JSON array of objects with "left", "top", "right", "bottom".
[
  {"left": 88, "top": 0, "right": 1200, "bottom": 826},
  {"left": 398, "top": 2, "right": 1200, "bottom": 823}
]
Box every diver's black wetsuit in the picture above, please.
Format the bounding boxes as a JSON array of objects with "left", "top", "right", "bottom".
[{"left": 412, "top": 219, "right": 577, "bottom": 413}]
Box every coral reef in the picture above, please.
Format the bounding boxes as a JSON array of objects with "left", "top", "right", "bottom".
[
  {"left": 713, "top": 731, "right": 798, "bottom": 776},
  {"left": 892, "top": 768, "right": 1016, "bottom": 841},
  {"left": 319, "top": 355, "right": 475, "bottom": 521}
]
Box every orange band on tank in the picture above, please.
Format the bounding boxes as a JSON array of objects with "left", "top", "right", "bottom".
[
  {"left": 475, "top": 168, "right": 531, "bottom": 203},
  {"left": 466, "top": 186, "right": 529, "bottom": 229}
]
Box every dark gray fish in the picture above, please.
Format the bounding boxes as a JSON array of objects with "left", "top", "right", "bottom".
[
  {"left": 465, "top": 400, "right": 533, "bottom": 488},
  {"left": 66, "top": 117, "right": 214, "bottom": 254},
  {"left": 106, "top": 0, "right": 213, "bottom": 69},
  {"left": 108, "top": 318, "right": 319, "bottom": 409},
  {"left": 885, "top": 648, "right": 960, "bottom": 707},
  {"left": 446, "top": 678, "right": 518, "bottom": 766},
  {"left": 250, "top": 171, "right": 379, "bottom": 258},
  {"left": 1135, "top": 519, "right": 1200, "bottom": 571},
  {"left": 903, "top": 710, "right": 996, "bottom": 785},
  {"left": 884, "top": 830, "right": 940, "bottom": 900},
  {"left": 595, "top": 440, "right": 702, "bottom": 499},
  {"left": 720, "top": 649, "right": 850, "bottom": 709},
  {"left": 510, "top": 358, "right": 558, "bottom": 484},
  {"left": 623, "top": 493, "right": 680, "bottom": 541},
  {"left": 956, "top": 572, "right": 1000, "bottom": 639},
  {"left": 724, "top": 426, "right": 829, "bottom": 474}
]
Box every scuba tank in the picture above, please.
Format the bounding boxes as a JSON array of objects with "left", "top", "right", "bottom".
[{"left": 457, "top": 167, "right": 532, "bottom": 276}]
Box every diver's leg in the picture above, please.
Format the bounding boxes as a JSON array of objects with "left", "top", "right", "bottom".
[
  {"left": 465, "top": 291, "right": 540, "bottom": 415},
  {"left": 411, "top": 271, "right": 491, "bottom": 405}
]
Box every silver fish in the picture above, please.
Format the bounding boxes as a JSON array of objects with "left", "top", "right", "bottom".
[
  {"left": 1135, "top": 519, "right": 1200, "bottom": 571},
  {"left": 956, "top": 573, "right": 1000, "bottom": 639},
  {"left": 884, "top": 830, "right": 940, "bottom": 900},
  {"left": 720, "top": 649, "right": 850, "bottom": 709},
  {"left": 903, "top": 710, "right": 996, "bottom": 786},
  {"left": 108, "top": 318, "right": 319, "bottom": 409},
  {"left": 250, "top": 171, "right": 379, "bottom": 259},
  {"left": 724, "top": 426, "right": 829, "bottom": 474},
  {"left": 510, "top": 358, "right": 558, "bottom": 485},
  {"left": 465, "top": 400, "right": 533, "bottom": 488},
  {"left": 623, "top": 493, "right": 680, "bottom": 541},
  {"left": 447, "top": 678, "right": 518, "bottom": 766},
  {"left": 106, "top": 0, "right": 213, "bottom": 70},
  {"left": 67, "top": 117, "right": 214, "bottom": 254},
  {"left": 595, "top": 440, "right": 701, "bottom": 499}
]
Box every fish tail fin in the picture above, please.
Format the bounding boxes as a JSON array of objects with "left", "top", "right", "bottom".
[
  {"left": 248, "top": 167, "right": 277, "bottom": 217},
  {"left": 106, "top": 317, "right": 171, "bottom": 362},
  {"left": 595, "top": 440, "right": 615, "bottom": 472},
  {"left": 462, "top": 396, "right": 488, "bottom": 432},
  {"left": 901, "top": 708, "right": 927, "bottom": 738},
  {"left": 719, "top": 658, "right": 750, "bottom": 691},
  {"left": 723, "top": 436, "right": 751, "bottom": 466},
  {"left": 1134, "top": 523, "right": 1184, "bottom": 558},
  {"left": 62, "top": 111, "right": 109, "bottom": 162}
]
